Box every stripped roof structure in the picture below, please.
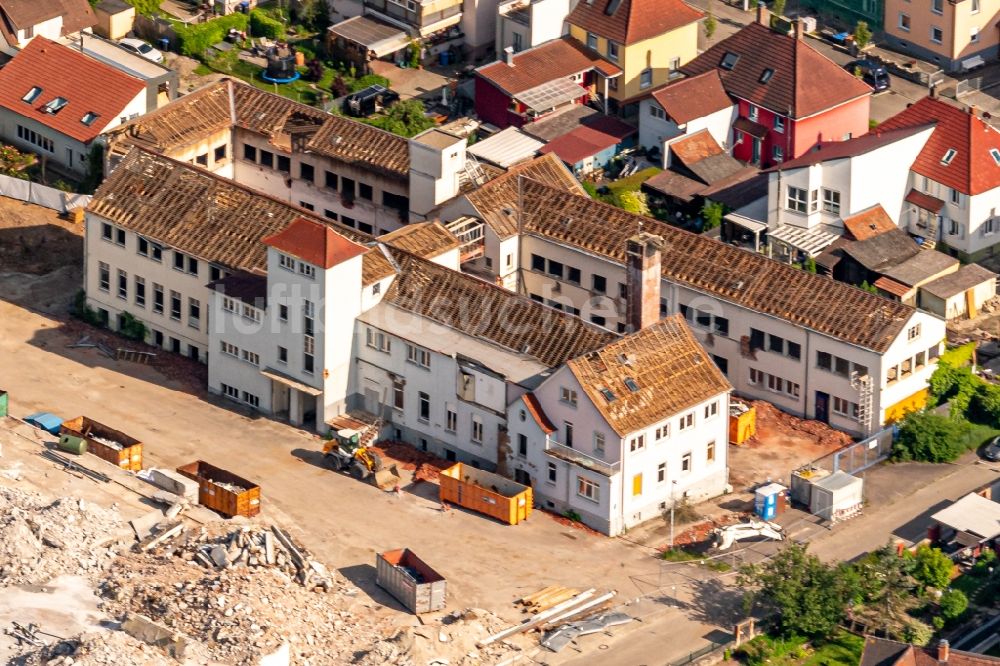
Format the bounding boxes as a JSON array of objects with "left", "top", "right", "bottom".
[
  {"left": 379, "top": 221, "right": 459, "bottom": 257},
  {"left": 566, "top": 0, "right": 703, "bottom": 45},
  {"left": 567, "top": 314, "right": 731, "bottom": 436},
  {"left": 680, "top": 22, "right": 870, "bottom": 119},
  {"left": 476, "top": 37, "right": 621, "bottom": 96},
  {"left": 649, "top": 71, "right": 732, "bottom": 125},
  {"left": 465, "top": 153, "right": 586, "bottom": 239},
  {"left": 518, "top": 179, "right": 915, "bottom": 352},
  {"left": 878, "top": 96, "right": 1000, "bottom": 195},
  {"left": 106, "top": 78, "right": 410, "bottom": 178},
  {"left": 0, "top": 37, "right": 143, "bottom": 143},
  {"left": 382, "top": 247, "right": 616, "bottom": 368}
]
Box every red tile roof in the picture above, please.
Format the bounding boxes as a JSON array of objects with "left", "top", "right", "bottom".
[
  {"left": 842, "top": 204, "right": 897, "bottom": 241},
  {"left": 566, "top": 0, "right": 703, "bottom": 45},
  {"left": 769, "top": 124, "right": 934, "bottom": 171},
  {"left": 680, "top": 22, "right": 870, "bottom": 119},
  {"left": 476, "top": 37, "right": 622, "bottom": 96},
  {"left": 522, "top": 393, "right": 556, "bottom": 433},
  {"left": 878, "top": 95, "right": 1000, "bottom": 195},
  {"left": 650, "top": 71, "right": 732, "bottom": 125},
  {"left": 670, "top": 129, "right": 724, "bottom": 165},
  {"left": 0, "top": 37, "right": 143, "bottom": 144},
  {"left": 905, "top": 188, "right": 945, "bottom": 213},
  {"left": 262, "top": 217, "right": 368, "bottom": 269},
  {"left": 539, "top": 117, "right": 636, "bottom": 165}
]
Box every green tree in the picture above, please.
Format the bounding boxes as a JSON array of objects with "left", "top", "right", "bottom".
[
  {"left": 971, "top": 381, "right": 1000, "bottom": 426},
  {"left": 302, "top": 0, "right": 332, "bottom": 33},
  {"left": 911, "top": 545, "right": 953, "bottom": 590},
  {"left": 928, "top": 361, "right": 977, "bottom": 406},
  {"left": 772, "top": 0, "right": 786, "bottom": 17},
  {"left": 804, "top": 256, "right": 817, "bottom": 274},
  {"left": 739, "top": 542, "right": 854, "bottom": 638},
  {"left": 853, "top": 20, "right": 872, "bottom": 49},
  {"left": 365, "top": 99, "right": 435, "bottom": 137},
  {"left": 704, "top": 12, "right": 718, "bottom": 40},
  {"left": 619, "top": 190, "right": 650, "bottom": 216},
  {"left": 701, "top": 200, "right": 725, "bottom": 231},
  {"left": 939, "top": 589, "right": 968, "bottom": 620},
  {"left": 892, "top": 410, "right": 968, "bottom": 462},
  {"left": 853, "top": 544, "right": 918, "bottom": 628}
]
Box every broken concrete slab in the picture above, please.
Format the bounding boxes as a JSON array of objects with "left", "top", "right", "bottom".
[
  {"left": 129, "top": 510, "right": 164, "bottom": 542},
  {"left": 210, "top": 545, "right": 229, "bottom": 568},
  {"left": 120, "top": 612, "right": 190, "bottom": 659},
  {"left": 138, "top": 468, "right": 199, "bottom": 502}
]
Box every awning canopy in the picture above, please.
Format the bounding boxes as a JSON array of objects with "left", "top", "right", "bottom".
[
  {"left": 725, "top": 212, "right": 767, "bottom": 234},
  {"left": 516, "top": 78, "right": 587, "bottom": 113},
  {"left": 328, "top": 15, "right": 410, "bottom": 57},
  {"left": 905, "top": 188, "right": 945, "bottom": 213},
  {"left": 769, "top": 223, "right": 841, "bottom": 257},
  {"left": 260, "top": 367, "right": 324, "bottom": 396},
  {"left": 733, "top": 116, "right": 769, "bottom": 140}
]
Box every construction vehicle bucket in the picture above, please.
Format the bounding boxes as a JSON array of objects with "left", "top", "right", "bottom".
[{"left": 374, "top": 464, "right": 401, "bottom": 491}]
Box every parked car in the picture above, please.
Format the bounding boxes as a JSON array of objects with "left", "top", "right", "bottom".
[
  {"left": 118, "top": 38, "right": 164, "bottom": 64},
  {"left": 844, "top": 60, "right": 890, "bottom": 91},
  {"left": 983, "top": 436, "right": 1000, "bottom": 462}
]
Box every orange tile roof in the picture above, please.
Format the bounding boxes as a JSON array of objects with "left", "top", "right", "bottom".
[
  {"left": 567, "top": 314, "right": 731, "bottom": 436},
  {"left": 680, "top": 22, "right": 870, "bottom": 119},
  {"left": 566, "top": 0, "right": 703, "bottom": 45},
  {"left": 0, "top": 37, "right": 143, "bottom": 144},
  {"left": 879, "top": 95, "right": 1000, "bottom": 195},
  {"left": 262, "top": 217, "right": 368, "bottom": 269},
  {"left": 650, "top": 71, "right": 732, "bottom": 125},
  {"left": 476, "top": 37, "right": 621, "bottom": 96},
  {"left": 522, "top": 393, "right": 556, "bottom": 433},
  {"left": 669, "top": 129, "right": 724, "bottom": 165},
  {"left": 842, "top": 204, "right": 897, "bottom": 241}
]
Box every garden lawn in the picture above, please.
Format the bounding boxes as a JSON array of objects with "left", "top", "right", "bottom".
[
  {"left": 220, "top": 59, "right": 335, "bottom": 105},
  {"left": 957, "top": 424, "right": 1000, "bottom": 452}
]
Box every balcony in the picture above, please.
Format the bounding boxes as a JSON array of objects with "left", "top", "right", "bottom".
[
  {"left": 544, "top": 437, "right": 620, "bottom": 477},
  {"left": 445, "top": 215, "right": 485, "bottom": 263}
]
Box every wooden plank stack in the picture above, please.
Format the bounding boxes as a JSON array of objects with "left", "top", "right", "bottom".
[{"left": 517, "top": 586, "right": 581, "bottom": 614}]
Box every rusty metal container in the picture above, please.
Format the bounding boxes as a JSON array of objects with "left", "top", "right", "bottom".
[
  {"left": 60, "top": 416, "right": 143, "bottom": 471},
  {"left": 439, "top": 463, "right": 532, "bottom": 525},
  {"left": 176, "top": 460, "right": 261, "bottom": 518},
  {"left": 376, "top": 548, "right": 446, "bottom": 614}
]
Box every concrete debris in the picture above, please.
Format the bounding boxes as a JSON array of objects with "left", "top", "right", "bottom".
[
  {"left": 137, "top": 468, "right": 199, "bottom": 502},
  {"left": 0, "top": 486, "right": 127, "bottom": 586},
  {"left": 120, "top": 612, "right": 190, "bottom": 658},
  {"left": 17, "top": 630, "right": 180, "bottom": 665},
  {"left": 540, "top": 612, "right": 633, "bottom": 652},
  {"left": 0, "top": 462, "right": 23, "bottom": 481}
]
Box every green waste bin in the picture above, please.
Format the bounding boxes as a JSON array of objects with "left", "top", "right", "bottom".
[{"left": 58, "top": 434, "right": 87, "bottom": 455}]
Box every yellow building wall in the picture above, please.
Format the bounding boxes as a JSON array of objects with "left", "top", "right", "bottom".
[
  {"left": 567, "top": 22, "right": 699, "bottom": 102},
  {"left": 952, "top": 0, "right": 1000, "bottom": 59},
  {"left": 883, "top": 388, "right": 929, "bottom": 424},
  {"left": 884, "top": 0, "right": 1000, "bottom": 62}
]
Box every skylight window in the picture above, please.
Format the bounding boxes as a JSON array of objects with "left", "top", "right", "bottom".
[
  {"left": 80, "top": 111, "right": 99, "bottom": 126},
  {"left": 599, "top": 388, "right": 616, "bottom": 402},
  {"left": 21, "top": 86, "right": 42, "bottom": 104},
  {"left": 43, "top": 97, "right": 68, "bottom": 114},
  {"left": 720, "top": 52, "right": 740, "bottom": 70},
  {"left": 991, "top": 148, "right": 1000, "bottom": 166},
  {"left": 623, "top": 377, "right": 640, "bottom": 392},
  {"left": 759, "top": 68, "right": 774, "bottom": 83},
  {"left": 605, "top": 0, "right": 622, "bottom": 14},
  {"left": 941, "top": 148, "right": 957, "bottom": 165}
]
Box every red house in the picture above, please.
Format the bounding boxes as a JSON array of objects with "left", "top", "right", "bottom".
[
  {"left": 680, "top": 10, "right": 871, "bottom": 168},
  {"left": 474, "top": 37, "right": 621, "bottom": 130}
]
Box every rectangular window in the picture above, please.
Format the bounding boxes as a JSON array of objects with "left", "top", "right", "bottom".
[
  {"left": 366, "top": 328, "right": 391, "bottom": 352},
  {"left": 548, "top": 462, "right": 557, "bottom": 483},
  {"left": 773, "top": 115, "right": 785, "bottom": 132},
  {"left": 546, "top": 259, "right": 563, "bottom": 278},
  {"left": 567, "top": 266, "right": 581, "bottom": 285},
  {"left": 298, "top": 262, "right": 315, "bottom": 279},
  {"left": 787, "top": 341, "right": 801, "bottom": 360},
  {"left": 221, "top": 383, "right": 240, "bottom": 400},
  {"left": 188, "top": 298, "right": 201, "bottom": 329},
  {"left": 242, "top": 391, "right": 260, "bottom": 408},
  {"left": 586, "top": 31, "right": 597, "bottom": 49},
  {"left": 220, "top": 341, "right": 238, "bottom": 357},
  {"left": 769, "top": 334, "right": 784, "bottom": 354},
  {"left": 276, "top": 155, "right": 290, "bottom": 173},
  {"left": 243, "top": 144, "right": 257, "bottom": 162},
  {"left": 658, "top": 463, "right": 666, "bottom": 483},
  {"left": 187, "top": 256, "right": 198, "bottom": 276},
  {"left": 931, "top": 26, "right": 943, "bottom": 43},
  {"left": 260, "top": 150, "right": 273, "bottom": 168},
  {"left": 114, "top": 228, "right": 125, "bottom": 246},
  {"left": 278, "top": 346, "right": 288, "bottom": 364},
  {"left": 817, "top": 351, "right": 832, "bottom": 371},
  {"left": 834, "top": 356, "right": 850, "bottom": 377},
  {"left": 707, "top": 440, "right": 716, "bottom": 462},
  {"left": 117, "top": 269, "right": 127, "bottom": 300},
  {"left": 656, "top": 424, "right": 670, "bottom": 440},
  {"left": 393, "top": 380, "right": 404, "bottom": 410},
  {"left": 325, "top": 171, "right": 338, "bottom": 190},
  {"left": 932, "top": 0, "right": 942, "bottom": 13},
  {"left": 592, "top": 274, "right": 607, "bottom": 293},
  {"left": 748, "top": 105, "right": 759, "bottom": 121},
  {"left": 679, "top": 412, "right": 694, "bottom": 430},
  {"left": 518, "top": 433, "right": 528, "bottom": 456},
  {"left": 446, "top": 405, "right": 457, "bottom": 431},
  {"left": 640, "top": 68, "right": 652, "bottom": 89},
  {"left": 899, "top": 12, "right": 910, "bottom": 30},
  {"left": 341, "top": 177, "right": 356, "bottom": 198},
  {"left": 241, "top": 349, "right": 259, "bottom": 366},
  {"left": 564, "top": 421, "right": 574, "bottom": 448},
  {"left": 472, "top": 416, "right": 484, "bottom": 443},
  {"left": 594, "top": 431, "right": 605, "bottom": 454},
  {"left": 134, "top": 276, "right": 145, "bottom": 307},
  {"left": 300, "top": 162, "right": 314, "bottom": 182},
  {"left": 560, "top": 387, "right": 578, "bottom": 406},
  {"left": 170, "top": 291, "right": 181, "bottom": 320},
  {"left": 195, "top": 153, "right": 208, "bottom": 166},
  {"left": 358, "top": 183, "right": 373, "bottom": 200},
  {"left": 786, "top": 186, "right": 807, "bottom": 213},
  {"left": 98, "top": 261, "right": 110, "bottom": 292},
  {"left": 772, "top": 145, "right": 784, "bottom": 163},
  {"left": 418, "top": 392, "right": 430, "bottom": 422},
  {"left": 632, "top": 473, "right": 643, "bottom": 497},
  {"left": 630, "top": 434, "right": 645, "bottom": 452},
  {"left": 278, "top": 304, "right": 288, "bottom": 322},
  {"left": 278, "top": 254, "right": 295, "bottom": 272},
  {"left": 173, "top": 251, "right": 185, "bottom": 271},
  {"left": 712, "top": 354, "right": 729, "bottom": 375},
  {"left": 406, "top": 343, "right": 431, "bottom": 368},
  {"left": 577, "top": 476, "right": 599, "bottom": 501},
  {"left": 972, "top": 0, "right": 980, "bottom": 12},
  {"left": 607, "top": 40, "right": 619, "bottom": 62},
  {"left": 214, "top": 145, "right": 226, "bottom": 162},
  {"left": 704, "top": 401, "right": 719, "bottom": 419},
  {"left": 649, "top": 105, "right": 666, "bottom": 120},
  {"left": 531, "top": 254, "right": 545, "bottom": 272},
  {"left": 823, "top": 189, "right": 841, "bottom": 214},
  {"left": 304, "top": 335, "right": 315, "bottom": 374},
  {"left": 153, "top": 283, "right": 163, "bottom": 314},
  {"left": 681, "top": 452, "right": 692, "bottom": 473}
]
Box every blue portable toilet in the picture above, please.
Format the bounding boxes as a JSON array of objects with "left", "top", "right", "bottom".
[{"left": 754, "top": 483, "right": 786, "bottom": 520}]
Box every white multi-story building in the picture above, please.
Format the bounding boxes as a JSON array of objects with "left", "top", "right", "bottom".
[
  {"left": 508, "top": 314, "right": 731, "bottom": 535},
  {"left": 495, "top": 0, "right": 573, "bottom": 57}
]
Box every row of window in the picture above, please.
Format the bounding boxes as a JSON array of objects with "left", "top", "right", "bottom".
[
  {"left": 221, "top": 296, "right": 263, "bottom": 323},
  {"left": 220, "top": 382, "right": 260, "bottom": 409},
  {"left": 193, "top": 144, "right": 228, "bottom": 168},
  {"left": 277, "top": 252, "right": 316, "bottom": 279},
  {"left": 745, "top": 105, "right": 785, "bottom": 133},
  {"left": 886, "top": 344, "right": 939, "bottom": 384},
  {"left": 16, "top": 124, "right": 53, "bottom": 153},
  {"left": 394, "top": 383, "right": 485, "bottom": 443},
  {"left": 100, "top": 222, "right": 227, "bottom": 282},
  {"left": 749, "top": 328, "right": 802, "bottom": 360},
  {"left": 816, "top": 351, "right": 868, "bottom": 379},
  {"left": 749, "top": 368, "right": 801, "bottom": 398},
  {"left": 219, "top": 340, "right": 260, "bottom": 366},
  {"left": 786, "top": 186, "right": 842, "bottom": 215},
  {"left": 97, "top": 262, "right": 201, "bottom": 329},
  {"left": 681, "top": 305, "right": 730, "bottom": 337}
]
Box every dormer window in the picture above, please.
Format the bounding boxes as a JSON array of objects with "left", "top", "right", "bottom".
[
  {"left": 941, "top": 148, "right": 957, "bottom": 165},
  {"left": 43, "top": 97, "right": 68, "bottom": 114},
  {"left": 991, "top": 148, "right": 1000, "bottom": 166},
  {"left": 759, "top": 68, "right": 774, "bottom": 83},
  {"left": 22, "top": 87, "right": 42, "bottom": 103},
  {"left": 80, "top": 111, "right": 99, "bottom": 126},
  {"left": 720, "top": 52, "right": 740, "bottom": 70}
]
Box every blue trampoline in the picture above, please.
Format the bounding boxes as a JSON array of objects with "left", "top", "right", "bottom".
[{"left": 261, "top": 70, "right": 300, "bottom": 84}]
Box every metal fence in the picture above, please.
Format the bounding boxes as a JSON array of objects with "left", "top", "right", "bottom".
[
  {"left": 670, "top": 639, "right": 733, "bottom": 665},
  {"left": 0, "top": 174, "right": 90, "bottom": 214},
  {"left": 956, "top": 77, "right": 984, "bottom": 96},
  {"left": 808, "top": 426, "right": 894, "bottom": 475}
]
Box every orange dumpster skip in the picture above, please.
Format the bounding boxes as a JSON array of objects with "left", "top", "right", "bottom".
[
  {"left": 60, "top": 416, "right": 143, "bottom": 471},
  {"left": 728, "top": 403, "right": 756, "bottom": 445},
  {"left": 177, "top": 460, "right": 261, "bottom": 518},
  {"left": 439, "top": 463, "right": 532, "bottom": 525}
]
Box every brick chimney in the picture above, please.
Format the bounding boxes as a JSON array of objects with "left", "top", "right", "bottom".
[
  {"left": 504, "top": 46, "right": 515, "bottom": 66},
  {"left": 625, "top": 232, "right": 665, "bottom": 333},
  {"left": 756, "top": 1, "right": 768, "bottom": 25},
  {"left": 795, "top": 18, "right": 805, "bottom": 40},
  {"left": 937, "top": 640, "right": 949, "bottom": 662}
]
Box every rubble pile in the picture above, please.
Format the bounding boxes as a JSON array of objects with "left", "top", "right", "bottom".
[
  {"left": 371, "top": 441, "right": 451, "bottom": 483},
  {"left": 0, "top": 487, "right": 128, "bottom": 585},
  {"left": 750, "top": 400, "right": 853, "bottom": 449},
  {"left": 98, "top": 524, "right": 381, "bottom": 665},
  {"left": 18, "top": 630, "right": 177, "bottom": 666}
]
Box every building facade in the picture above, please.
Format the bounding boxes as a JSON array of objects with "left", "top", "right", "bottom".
[
  {"left": 495, "top": 0, "right": 572, "bottom": 57},
  {"left": 883, "top": 0, "right": 998, "bottom": 71}
]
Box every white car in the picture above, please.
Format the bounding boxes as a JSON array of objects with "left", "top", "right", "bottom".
[{"left": 118, "top": 38, "right": 164, "bottom": 63}]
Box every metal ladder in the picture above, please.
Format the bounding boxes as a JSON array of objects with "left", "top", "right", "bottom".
[
  {"left": 852, "top": 371, "right": 874, "bottom": 437},
  {"left": 463, "top": 152, "right": 488, "bottom": 188}
]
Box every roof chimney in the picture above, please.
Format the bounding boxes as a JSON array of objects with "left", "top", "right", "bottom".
[
  {"left": 795, "top": 18, "right": 805, "bottom": 40},
  {"left": 969, "top": 104, "right": 978, "bottom": 116},
  {"left": 625, "top": 232, "right": 665, "bottom": 333},
  {"left": 938, "top": 640, "right": 949, "bottom": 663},
  {"left": 756, "top": 1, "right": 769, "bottom": 26},
  {"left": 504, "top": 46, "right": 515, "bottom": 66}
]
